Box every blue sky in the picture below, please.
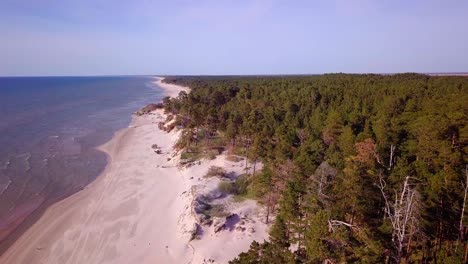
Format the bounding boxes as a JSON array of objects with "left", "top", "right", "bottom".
[{"left": 1, "top": 0, "right": 467, "bottom": 76}]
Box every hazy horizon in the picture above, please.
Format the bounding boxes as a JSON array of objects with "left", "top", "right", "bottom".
[
  {"left": 2, "top": 72, "right": 468, "bottom": 78},
  {"left": 1, "top": 0, "right": 468, "bottom": 76}
]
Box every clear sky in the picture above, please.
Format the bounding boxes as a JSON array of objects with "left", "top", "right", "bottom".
[{"left": 1, "top": 0, "right": 467, "bottom": 76}]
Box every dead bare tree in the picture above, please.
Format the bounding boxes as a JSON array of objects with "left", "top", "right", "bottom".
[
  {"left": 264, "top": 189, "right": 278, "bottom": 224},
  {"left": 378, "top": 174, "right": 421, "bottom": 262},
  {"left": 460, "top": 165, "right": 468, "bottom": 241},
  {"left": 244, "top": 136, "right": 252, "bottom": 174},
  {"left": 297, "top": 128, "right": 308, "bottom": 146},
  {"left": 327, "top": 219, "right": 359, "bottom": 232},
  {"left": 310, "top": 162, "right": 337, "bottom": 207},
  {"left": 388, "top": 144, "right": 396, "bottom": 170}
]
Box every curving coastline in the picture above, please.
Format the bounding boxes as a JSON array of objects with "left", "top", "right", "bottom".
[
  {"left": 0, "top": 76, "right": 164, "bottom": 253},
  {"left": 0, "top": 77, "right": 268, "bottom": 264}
]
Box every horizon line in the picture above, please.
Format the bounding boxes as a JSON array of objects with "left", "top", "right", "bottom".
[{"left": 1, "top": 72, "right": 468, "bottom": 78}]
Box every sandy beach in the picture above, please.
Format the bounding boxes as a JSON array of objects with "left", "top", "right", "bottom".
[{"left": 0, "top": 77, "right": 268, "bottom": 264}]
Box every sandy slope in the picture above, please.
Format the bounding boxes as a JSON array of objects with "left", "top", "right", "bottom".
[{"left": 0, "top": 77, "right": 268, "bottom": 264}]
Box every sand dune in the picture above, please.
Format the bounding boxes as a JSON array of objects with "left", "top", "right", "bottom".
[{"left": 0, "top": 78, "right": 268, "bottom": 264}]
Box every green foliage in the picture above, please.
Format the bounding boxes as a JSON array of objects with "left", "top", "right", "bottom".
[
  {"left": 218, "top": 181, "right": 237, "bottom": 195},
  {"left": 164, "top": 74, "right": 468, "bottom": 263},
  {"left": 229, "top": 241, "right": 295, "bottom": 264},
  {"left": 270, "top": 215, "right": 290, "bottom": 249},
  {"left": 180, "top": 151, "right": 202, "bottom": 162},
  {"left": 248, "top": 166, "right": 273, "bottom": 198},
  {"left": 305, "top": 209, "right": 333, "bottom": 261},
  {"left": 234, "top": 174, "right": 250, "bottom": 196},
  {"left": 218, "top": 175, "right": 250, "bottom": 196}
]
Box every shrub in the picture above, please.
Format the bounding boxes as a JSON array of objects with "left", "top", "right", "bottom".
[
  {"left": 135, "top": 103, "right": 162, "bottom": 116},
  {"left": 218, "top": 181, "right": 237, "bottom": 194},
  {"left": 205, "top": 166, "right": 226, "bottom": 178},
  {"left": 208, "top": 204, "right": 228, "bottom": 217},
  {"left": 234, "top": 174, "right": 249, "bottom": 196},
  {"left": 180, "top": 152, "right": 192, "bottom": 160},
  {"left": 206, "top": 150, "right": 218, "bottom": 160},
  {"left": 218, "top": 175, "right": 249, "bottom": 196},
  {"left": 226, "top": 155, "right": 243, "bottom": 162},
  {"left": 165, "top": 114, "right": 174, "bottom": 122}
]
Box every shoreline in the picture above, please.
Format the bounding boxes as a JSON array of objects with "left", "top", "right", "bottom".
[
  {"left": 0, "top": 76, "right": 176, "bottom": 256},
  {"left": 0, "top": 77, "right": 268, "bottom": 263},
  {"left": 0, "top": 77, "right": 189, "bottom": 263}
]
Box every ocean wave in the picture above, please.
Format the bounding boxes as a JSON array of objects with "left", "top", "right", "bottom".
[
  {"left": 2, "top": 159, "right": 11, "bottom": 170},
  {"left": 17, "top": 152, "right": 32, "bottom": 172},
  {"left": 0, "top": 179, "right": 12, "bottom": 196}
]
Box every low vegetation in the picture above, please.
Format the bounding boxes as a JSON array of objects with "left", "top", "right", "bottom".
[
  {"left": 217, "top": 175, "right": 250, "bottom": 197},
  {"left": 207, "top": 203, "right": 228, "bottom": 218},
  {"left": 134, "top": 102, "right": 163, "bottom": 116},
  {"left": 205, "top": 166, "right": 227, "bottom": 178}
]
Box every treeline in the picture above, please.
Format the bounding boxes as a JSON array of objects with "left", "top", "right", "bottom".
[{"left": 162, "top": 74, "right": 468, "bottom": 263}]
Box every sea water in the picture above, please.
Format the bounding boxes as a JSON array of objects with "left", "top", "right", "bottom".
[{"left": 0, "top": 76, "right": 164, "bottom": 245}]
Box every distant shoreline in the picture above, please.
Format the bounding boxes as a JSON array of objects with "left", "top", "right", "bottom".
[{"left": 1, "top": 72, "right": 467, "bottom": 78}]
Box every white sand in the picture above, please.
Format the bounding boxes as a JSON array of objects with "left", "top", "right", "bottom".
[
  {"left": 154, "top": 77, "right": 190, "bottom": 97},
  {"left": 0, "top": 77, "right": 268, "bottom": 264}
]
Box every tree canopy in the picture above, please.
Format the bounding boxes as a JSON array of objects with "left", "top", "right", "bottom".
[{"left": 163, "top": 74, "right": 468, "bottom": 263}]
